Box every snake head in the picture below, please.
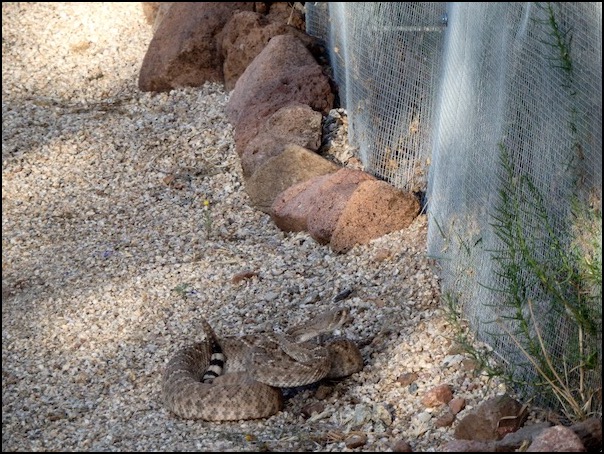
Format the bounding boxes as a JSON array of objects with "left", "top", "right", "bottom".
[
  {"left": 328, "top": 306, "right": 353, "bottom": 331},
  {"left": 287, "top": 306, "right": 353, "bottom": 342}
]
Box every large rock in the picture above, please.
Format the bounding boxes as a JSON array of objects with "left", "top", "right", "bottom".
[
  {"left": 226, "top": 34, "right": 333, "bottom": 151},
  {"left": 151, "top": 2, "right": 174, "bottom": 33},
  {"left": 270, "top": 173, "right": 334, "bottom": 232},
  {"left": 266, "top": 2, "right": 306, "bottom": 31},
  {"left": 138, "top": 2, "right": 254, "bottom": 92},
  {"left": 240, "top": 103, "right": 322, "bottom": 177},
  {"left": 245, "top": 144, "right": 339, "bottom": 214},
  {"left": 306, "top": 169, "right": 375, "bottom": 244},
  {"left": 497, "top": 423, "right": 553, "bottom": 451},
  {"left": 453, "top": 394, "right": 526, "bottom": 442},
  {"left": 439, "top": 440, "right": 498, "bottom": 452},
  {"left": 220, "top": 11, "right": 316, "bottom": 90},
  {"left": 527, "top": 426, "right": 586, "bottom": 452},
  {"left": 438, "top": 420, "right": 596, "bottom": 452},
  {"left": 141, "top": 2, "right": 173, "bottom": 32},
  {"left": 330, "top": 179, "right": 420, "bottom": 253}
]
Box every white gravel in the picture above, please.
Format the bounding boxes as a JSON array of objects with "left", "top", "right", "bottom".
[{"left": 2, "top": 3, "right": 507, "bottom": 451}]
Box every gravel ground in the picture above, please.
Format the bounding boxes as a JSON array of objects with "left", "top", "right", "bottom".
[{"left": 2, "top": 3, "right": 506, "bottom": 451}]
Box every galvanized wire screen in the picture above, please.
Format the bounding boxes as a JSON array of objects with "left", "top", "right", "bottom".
[
  {"left": 307, "top": 2, "right": 602, "bottom": 414},
  {"left": 307, "top": 2, "right": 447, "bottom": 193}
]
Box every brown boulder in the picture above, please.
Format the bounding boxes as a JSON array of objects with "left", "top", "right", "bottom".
[
  {"left": 453, "top": 394, "right": 525, "bottom": 442},
  {"left": 271, "top": 173, "right": 334, "bottom": 232},
  {"left": 245, "top": 144, "right": 339, "bottom": 214},
  {"left": 220, "top": 11, "right": 316, "bottom": 90},
  {"left": 306, "top": 169, "right": 375, "bottom": 244},
  {"left": 439, "top": 440, "right": 498, "bottom": 452},
  {"left": 330, "top": 180, "right": 420, "bottom": 253},
  {"left": 141, "top": 2, "right": 174, "bottom": 33},
  {"left": 151, "top": 2, "right": 174, "bottom": 33},
  {"left": 226, "top": 34, "right": 333, "bottom": 151},
  {"left": 240, "top": 103, "right": 322, "bottom": 177},
  {"left": 266, "top": 2, "right": 306, "bottom": 31},
  {"left": 138, "top": 2, "right": 254, "bottom": 92},
  {"left": 527, "top": 426, "right": 586, "bottom": 452}
]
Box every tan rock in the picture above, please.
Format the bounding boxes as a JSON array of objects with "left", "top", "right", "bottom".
[
  {"left": 239, "top": 103, "right": 322, "bottom": 176},
  {"left": 245, "top": 144, "right": 338, "bottom": 214}
]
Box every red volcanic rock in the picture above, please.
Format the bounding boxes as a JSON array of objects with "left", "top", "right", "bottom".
[
  {"left": 330, "top": 180, "right": 420, "bottom": 253},
  {"left": 139, "top": 2, "right": 254, "bottom": 92},
  {"left": 307, "top": 169, "right": 376, "bottom": 244},
  {"left": 220, "top": 11, "right": 316, "bottom": 90},
  {"left": 270, "top": 173, "right": 333, "bottom": 232},
  {"left": 226, "top": 34, "right": 333, "bottom": 151}
]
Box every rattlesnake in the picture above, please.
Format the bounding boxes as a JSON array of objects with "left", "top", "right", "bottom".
[{"left": 162, "top": 307, "right": 364, "bottom": 421}]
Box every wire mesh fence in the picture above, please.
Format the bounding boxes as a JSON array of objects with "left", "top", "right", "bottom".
[
  {"left": 307, "top": 2, "right": 602, "bottom": 416},
  {"left": 307, "top": 2, "right": 447, "bottom": 194}
]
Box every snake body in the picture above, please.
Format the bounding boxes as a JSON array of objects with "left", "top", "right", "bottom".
[{"left": 162, "top": 307, "right": 363, "bottom": 421}]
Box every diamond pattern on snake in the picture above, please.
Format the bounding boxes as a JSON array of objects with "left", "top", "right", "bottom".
[{"left": 162, "top": 307, "right": 364, "bottom": 421}]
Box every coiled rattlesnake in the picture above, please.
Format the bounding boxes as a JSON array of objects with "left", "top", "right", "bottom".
[{"left": 162, "top": 307, "right": 364, "bottom": 421}]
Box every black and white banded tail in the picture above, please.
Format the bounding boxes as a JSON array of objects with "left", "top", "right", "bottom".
[{"left": 201, "top": 337, "right": 225, "bottom": 383}]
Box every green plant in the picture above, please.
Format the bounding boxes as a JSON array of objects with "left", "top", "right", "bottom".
[
  {"left": 434, "top": 2, "right": 601, "bottom": 422},
  {"left": 172, "top": 282, "right": 193, "bottom": 301},
  {"left": 442, "top": 291, "right": 505, "bottom": 381},
  {"left": 534, "top": 2, "right": 584, "bottom": 185},
  {"left": 488, "top": 145, "right": 601, "bottom": 421}
]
